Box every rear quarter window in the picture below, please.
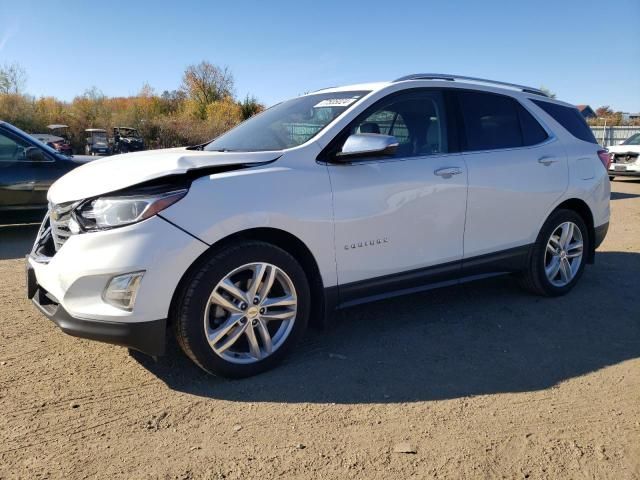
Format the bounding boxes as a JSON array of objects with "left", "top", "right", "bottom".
[
  {"left": 532, "top": 100, "right": 598, "bottom": 144},
  {"left": 517, "top": 103, "right": 548, "bottom": 146}
]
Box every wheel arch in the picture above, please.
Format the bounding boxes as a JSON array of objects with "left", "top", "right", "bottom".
[
  {"left": 550, "top": 198, "right": 596, "bottom": 263},
  {"left": 169, "top": 227, "right": 329, "bottom": 330}
]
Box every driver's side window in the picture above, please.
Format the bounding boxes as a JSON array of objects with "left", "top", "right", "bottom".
[
  {"left": 0, "top": 131, "right": 30, "bottom": 162},
  {"left": 357, "top": 110, "right": 411, "bottom": 146},
  {"left": 350, "top": 91, "right": 448, "bottom": 158}
]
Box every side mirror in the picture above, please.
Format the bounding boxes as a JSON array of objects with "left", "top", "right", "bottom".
[
  {"left": 25, "top": 147, "right": 46, "bottom": 162},
  {"left": 335, "top": 133, "right": 399, "bottom": 161}
]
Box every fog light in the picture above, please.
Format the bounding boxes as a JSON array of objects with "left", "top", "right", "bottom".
[{"left": 103, "top": 271, "right": 144, "bottom": 311}]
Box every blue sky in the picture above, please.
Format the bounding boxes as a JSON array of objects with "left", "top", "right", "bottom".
[{"left": 1, "top": 0, "right": 639, "bottom": 111}]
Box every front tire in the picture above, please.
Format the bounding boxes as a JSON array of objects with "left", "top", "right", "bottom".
[
  {"left": 609, "top": 175, "right": 615, "bottom": 181},
  {"left": 518, "top": 209, "right": 589, "bottom": 297},
  {"left": 172, "top": 241, "right": 310, "bottom": 378}
]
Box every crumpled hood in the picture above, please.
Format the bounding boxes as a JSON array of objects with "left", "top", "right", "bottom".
[
  {"left": 48, "top": 147, "right": 281, "bottom": 204},
  {"left": 607, "top": 144, "right": 640, "bottom": 154}
]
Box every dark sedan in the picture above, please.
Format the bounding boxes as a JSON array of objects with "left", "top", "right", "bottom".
[{"left": 0, "top": 121, "right": 91, "bottom": 221}]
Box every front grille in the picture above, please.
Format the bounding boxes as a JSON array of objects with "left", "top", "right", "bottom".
[
  {"left": 613, "top": 153, "right": 638, "bottom": 165},
  {"left": 31, "top": 213, "right": 55, "bottom": 261},
  {"left": 50, "top": 202, "right": 76, "bottom": 251}
]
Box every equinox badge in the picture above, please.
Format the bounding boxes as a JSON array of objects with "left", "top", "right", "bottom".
[{"left": 344, "top": 237, "right": 389, "bottom": 250}]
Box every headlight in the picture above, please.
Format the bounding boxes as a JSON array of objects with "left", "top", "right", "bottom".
[{"left": 74, "top": 188, "right": 187, "bottom": 231}]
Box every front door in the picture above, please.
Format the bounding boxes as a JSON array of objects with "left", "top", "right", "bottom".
[
  {"left": 0, "top": 128, "right": 37, "bottom": 210},
  {"left": 327, "top": 90, "right": 468, "bottom": 302}
]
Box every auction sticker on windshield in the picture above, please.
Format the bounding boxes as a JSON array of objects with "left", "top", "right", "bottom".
[{"left": 314, "top": 97, "right": 361, "bottom": 108}]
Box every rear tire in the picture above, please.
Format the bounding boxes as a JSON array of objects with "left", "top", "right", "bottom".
[
  {"left": 172, "top": 241, "right": 310, "bottom": 378},
  {"left": 517, "top": 209, "right": 589, "bottom": 297}
]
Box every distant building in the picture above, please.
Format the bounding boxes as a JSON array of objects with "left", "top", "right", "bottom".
[
  {"left": 621, "top": 112, "right": 640, "bottom": 122},
  {"left": 576, "top": 105, "right": 597, "bottom": 119}
]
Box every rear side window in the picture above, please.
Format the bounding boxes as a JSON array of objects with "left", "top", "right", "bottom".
[
  {"left": 458, "top": 91, "right": 523, "bottom": 151},
  {"left": 532, "top": 100, "right": 598, "bottom": 144},
  {"left": 517, "top": 103, "right": 549, "bottom": 145}
]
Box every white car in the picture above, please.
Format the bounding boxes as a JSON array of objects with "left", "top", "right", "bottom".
[
  {"left": 27, "top": 74, "right": 611, "bottom": 378},
  {"left": 608, "top": 133, "right": 640, "bottom": 179}
]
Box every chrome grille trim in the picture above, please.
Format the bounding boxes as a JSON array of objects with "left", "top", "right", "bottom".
[
  {"left": 30, "top": 213, "right": 52, "bottom": 262},
  {"left": 49, "top": 201, "right": 77, "bottom": 251}
]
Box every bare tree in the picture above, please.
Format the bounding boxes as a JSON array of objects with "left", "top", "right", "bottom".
[
  {"left": 595, "top": 106, "right": 614, "bottom": 117},
  {"left": 0, "top": 62, "right": 27, "bottom": 94},
  {"left": 181, "top": 61, "right": 234, "bottom": 118}
]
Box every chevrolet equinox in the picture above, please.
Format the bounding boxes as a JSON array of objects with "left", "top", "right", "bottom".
[{"left": 27, "top": 74, "right": 611, "bottom": 378}]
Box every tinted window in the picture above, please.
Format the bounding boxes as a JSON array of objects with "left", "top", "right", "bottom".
[
  {"left": 348, "top": 92, "right": 447, "bottom": 157},
  {"left": 517, "top": 103, "right": 548, "bottom": 145},
  {"left": 532, "top": 100, "right": 598, "bottom": 144},
  {"left": 459, "top": 92, "right": 523, "bottom": 151}
]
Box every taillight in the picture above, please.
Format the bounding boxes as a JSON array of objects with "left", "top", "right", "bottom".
[{"left": 597, "top": 149, "right": 611, "bottom": 170}]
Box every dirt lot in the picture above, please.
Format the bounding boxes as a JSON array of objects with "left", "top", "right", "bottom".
[{"left": 1, "top": 180, "right": 639, "bottom": 480}]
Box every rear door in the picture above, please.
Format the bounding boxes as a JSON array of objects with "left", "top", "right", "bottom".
[{"left": 456, "top": 90, "right": 568, "bottom": 261}]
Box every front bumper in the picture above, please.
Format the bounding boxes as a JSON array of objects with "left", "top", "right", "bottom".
[
  {"left": 27, "top": 263, "right": 166, "bottom": 355},
  {"left": 609, "top": 163, "right": 640, "bottom": 176},
  {"left": 609, "top": 170, "right": 640, "bottom": 177},
  {"left": 26, "top": 214, "right": 208, "bottom": 355}
]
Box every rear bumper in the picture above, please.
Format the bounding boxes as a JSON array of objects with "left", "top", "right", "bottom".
[{"left": 27, "top": 262, "right": 166, "bottom": 356}]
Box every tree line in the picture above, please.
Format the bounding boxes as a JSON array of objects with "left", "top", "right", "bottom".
[
  {"left": 586, "top": 106, "right": 640, "bottom": 127},
  {"left": 0, "top": 61, "right": 264, "bottom": 152}
]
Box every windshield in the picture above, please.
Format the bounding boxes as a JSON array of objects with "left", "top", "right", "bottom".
[
  {"left": 92, "top": 132, "right": 107, "bottom": 143},
  {"left": 622, "top": 133, "right": 640, "bottom": 145},
  {"left": 205, "top": 91, "right": 370, "bottom": 152}
]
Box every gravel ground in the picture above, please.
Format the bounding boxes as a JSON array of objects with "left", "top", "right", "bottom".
[{"left": 1, "top": 180, "right": 639, "bottom": 479}]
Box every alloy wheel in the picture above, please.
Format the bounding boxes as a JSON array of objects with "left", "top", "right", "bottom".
[
  {"left": 544, "top": 221, "right": 584, "bottom": 287},
  {"left": 203, "top": 262, "right": 297, "bottom": 364}
]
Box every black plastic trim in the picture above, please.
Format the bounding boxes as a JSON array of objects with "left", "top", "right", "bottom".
[
  {"left": 461, "top": 244, "right": 530, "bottom": 276},
  {"left": 609, "top": 171, "right": 640, "bottom": 177},
  {"left": 594, "top": 222, "right": 609, "bottom": 250},
  {"left": 331, "top": 245, "right": 532, "bottom": 308}
]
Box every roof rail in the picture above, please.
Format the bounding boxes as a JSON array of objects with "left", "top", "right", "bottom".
[{"left": 393, "top": 73, "right": 548, "bottom": 97}]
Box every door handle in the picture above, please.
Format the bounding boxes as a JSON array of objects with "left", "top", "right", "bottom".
[
  {"left": 538, "top": 156, "right": 559, "bottom": 166},
  {"left": 434, "top": 167, "right": 463, "bottom": 179}
]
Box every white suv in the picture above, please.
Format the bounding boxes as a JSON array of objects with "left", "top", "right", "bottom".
[{"left": 27, "top": 74, "right": 611, "bottom": 378}]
